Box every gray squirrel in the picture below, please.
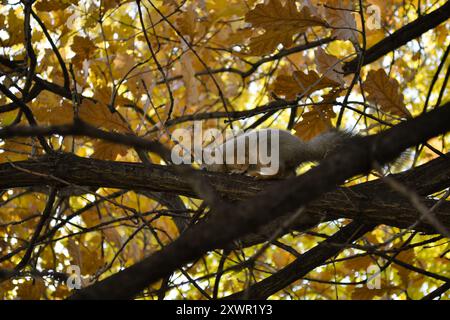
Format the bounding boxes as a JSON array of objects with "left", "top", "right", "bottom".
[{"left": 202, "top": 129, "right": 350, "bottom": 178}]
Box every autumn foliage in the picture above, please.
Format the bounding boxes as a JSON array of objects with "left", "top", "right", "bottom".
[{"left": 0, "top": 0, "right": 449, "bottom": 300}]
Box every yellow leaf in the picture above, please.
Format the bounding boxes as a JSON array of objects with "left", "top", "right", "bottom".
[
  {"left": 272, "top": 248, "right": 295, "bottom": 268},
  {"left": 180, "top": 51, "right": 200, "bottom": 106},
  {"left": 32, "top": 92, "right": 73, "bottom": 125},
  {"left": 363, "top": 69, "right": 411, "bottom": 118},
  {"left": 34, "top": 104, "right": 73, "bottom": 126},
  {"left": 67, "top": 238, "right": 104, "bottom": 275},
  {"left": 5, "top": 9, "right": 24, "bottom": 46},
  {"left": 91, "top": 140, "right": 129, "bottom": 160},
  {"left": 0, "top": 279, "right": 15, "bottom": 299},
  {"left": 123, "top": 241, "right": 143, "bottom": 266},
  {"left": 365, "top": 28, "right": 385, "bottom": 48},
  {"left": 393, "top": 249, "right": 415, "bottom": 286},
  {"left": 153, "top": 216, "right": 179, "bottom": 243},
  {"left": 0, "top": 138, "right": 33, "bottom": 163},
  {"left": 16, "top": 278, "right": 46, "bottom": 300},
  {"left": 112, "top": 53, "right": 138, "bottom": 80},
  {"left": 435, "top": 24, "right": 449, "bottom": 45},
  {"left": 79, "top": 99, "right": 129, "bottom": 132},
  {"left": 367, "top": 0, "right": 391, "bottom": 19},
  {"left": 0, "top": 109, "right": 19, "bottom": 126},
  {"left": 95, "top": 86, "right": 133, "bottom": 109},
  {"left": 81, "top": 209, "right": 101, "bottom": 228},
  {"left": 207, "top": 0, "right": 248, "bottom": 20}
]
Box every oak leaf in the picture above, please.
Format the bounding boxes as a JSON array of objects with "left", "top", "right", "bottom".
[
  {"left": 323, "top": 0, "right": 358, "bottom": 42},
  {"left": 363, "top": 69, "right": 411, "bottom": 118},
  {"left": 245, "top": 0, "right": 326, "bottom": 55},
  {"left": 272, "top": 70, "right": 340, "bottom": 99},
  {"left": 314, "top": 47, "right": 344, "bottom": 85},
  {"left": 294, "top": 103, "right": 336, "bottom": 141}
]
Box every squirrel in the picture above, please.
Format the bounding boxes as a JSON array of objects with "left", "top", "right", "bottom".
[{"left": 202, "top": 129, "right": 350, "bottom": 178}]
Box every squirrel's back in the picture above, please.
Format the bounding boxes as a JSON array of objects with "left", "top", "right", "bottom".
[{"left": 202, "top": 128, "right": 349, "bottom": 178}]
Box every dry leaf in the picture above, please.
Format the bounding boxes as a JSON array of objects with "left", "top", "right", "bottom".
[
  {"left": 71, "top": 36, "right": 97, "bottom": 66},
  {"left": 323, "top": 0, "right": 358, "bottom": 43},
  {"left": 294, "top": 103, "right": 336, "bottom": 141},
  {"left": 176, "top": 5, "right": 197, "bottom": 41},
  {"left": 364, "top": 69, "right": 411, "bottom": 118},
  {"left": 272, "top": 69, "right": 340, "bottom": 99},
  {"left": 315, "top": 47, "right": 344, "bottom": 85},
  {"left": 245, "top": 0, "right": 326, "bottom": 54}
]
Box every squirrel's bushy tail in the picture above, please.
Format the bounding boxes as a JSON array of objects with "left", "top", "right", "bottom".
[{"left": 291, "top": 130, "right": 351, "bottom": 167}]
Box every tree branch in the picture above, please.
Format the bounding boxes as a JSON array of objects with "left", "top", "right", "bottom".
[
  {"left": 67, "top": 103, "right": 450, "bottom": 299},
  {"left": 344, "top": 1, "right": 450, "bottom": 73}
]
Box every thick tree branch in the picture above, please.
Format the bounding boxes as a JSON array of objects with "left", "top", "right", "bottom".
[
  {"left": 0, "top": 149, "right": 448, "bottom": 237},
  {"left": 66, "top": 103, "right": 450, "bottom": 299},
  {"left": 344, "top": 1, "right": 450, "bottom": 73}
]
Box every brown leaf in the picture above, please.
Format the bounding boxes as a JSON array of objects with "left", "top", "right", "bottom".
[
  {"left": 16, "top": 278, "right": 46, "bottom": 300},
  {"left": 272, "top": 70, "right": 340, "bottom": 99},
  {"left": 245, "top": 0, "right": 326, "bottom": 54},
  {"left": 0, "top": 138, "right": 34, "bottom": 163},
  {"left": 363, "top": 69, "right": 411, "bottom": 118},
  {"left": 35, "top": 0, "right": 77, "bottom": 12},
  {"left": 176, "top": 5, "right": 197, "bottom": 41},
  {"left": 351, "top": 286, "right": 387, "bottom": 300},
  {"left": 246, "top": 0, "right": 325, "bottom": 30},
  {"left": 314, "top": 47, "right": 344, "bottom": 85},
  {"left": 294, "top": 103, "right": 336, "bottom": 141},
  {"left": 392, "top": 249, "right": 415, "bottom": 286},
  {"left": 248, "top": 30, "right": 296, "bottom": 56},
  {"left": 71, "top": 36, "right": 97, "bottom": 66},
  {"left": 323, "top": 0, "right": 358, "bottom": 42},
  {"left": 343, "top": 255, "right": 374, "bottom": 272},
  {"left": 5, "top": 9, "right": 25, "bottom": 46}
]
